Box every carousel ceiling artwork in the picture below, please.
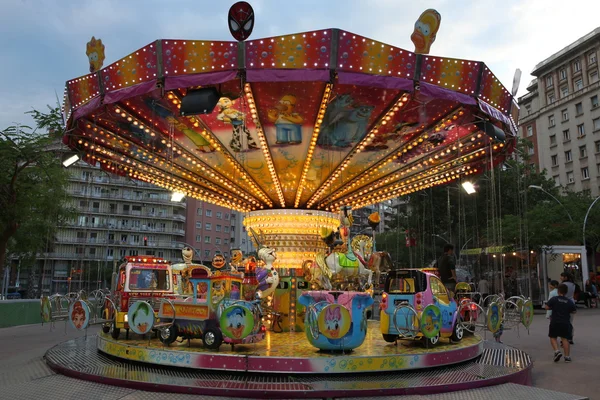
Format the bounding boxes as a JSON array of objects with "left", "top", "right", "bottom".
[{"left": 62, "top": 6, "right": 518, "bottom": 214}]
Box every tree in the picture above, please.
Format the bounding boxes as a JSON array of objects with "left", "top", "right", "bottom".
[{"left": 0, "top": 107, "right": 73, "bottom": 295}]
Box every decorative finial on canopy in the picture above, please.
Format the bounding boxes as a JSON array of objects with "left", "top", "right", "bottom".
[
  {"left": 86, "top": 36, "right": 105, "bottom": 72},
  {"left": 410, "top": 9, "right": 442, "bottom": 55},
  {"left": 228, "top": 2, "right": 255, "bottom": 41}
]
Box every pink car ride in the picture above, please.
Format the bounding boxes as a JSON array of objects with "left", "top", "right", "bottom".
[{"left": 379, "top": 269, "right": 464, "bottom": 345}]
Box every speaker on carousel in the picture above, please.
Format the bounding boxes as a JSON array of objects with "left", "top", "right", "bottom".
[
  {"left": 180, "top": 87, "right": 221, "bottom": 116},
  {"left": 475, "top": 120, "right": 506, "bottom": 143}
]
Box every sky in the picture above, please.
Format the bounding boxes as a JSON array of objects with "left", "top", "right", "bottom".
[{"left": 0, "top": 0, "right": 599, "bottom": 129}]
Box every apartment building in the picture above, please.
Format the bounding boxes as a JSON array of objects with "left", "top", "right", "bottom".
[
  {"left": 184, "top": 199, "right": 244, "bottom": 262},
  {"left": 29, "top": 155, "right": 186, "bottom": 295},
  {"left": 518, "top": 28, "right": 600, "bottom": 194}
]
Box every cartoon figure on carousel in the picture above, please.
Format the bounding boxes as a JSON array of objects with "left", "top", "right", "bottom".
[{"left": 247, "top": 228, "right": 280, "bottom": 300}]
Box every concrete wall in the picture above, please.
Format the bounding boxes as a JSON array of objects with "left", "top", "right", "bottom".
[{"left": 0, "top": 300, "right": 41, "bottom": 328}]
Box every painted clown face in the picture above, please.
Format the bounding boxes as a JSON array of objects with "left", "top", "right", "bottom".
[{"left": 228, "top": 2, "right": 255, "bottom": 41}]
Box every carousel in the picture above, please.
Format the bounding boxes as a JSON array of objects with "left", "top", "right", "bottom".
[{"left": 42, "top": 3, "right": 535, "bottom": 397}]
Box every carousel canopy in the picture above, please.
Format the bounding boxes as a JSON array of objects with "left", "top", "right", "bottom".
[{"left": 62, "top": 28, "right": 517, "bottom": 212}]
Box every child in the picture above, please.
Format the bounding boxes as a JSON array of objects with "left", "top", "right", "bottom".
[
  {"left": 546, "top": 280, "right": 559, "bottom": 319},
  {"left": 545, "top": 283, "right": 577, "bottom": 363}
]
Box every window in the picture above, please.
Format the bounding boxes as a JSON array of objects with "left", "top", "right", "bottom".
[
  {"left": 552, "top": 155, "right": 558, "bottom": 166},
  {"left": 216, "top": 225, "right": 222, "bottom": 232},
  {"left": 596, "top": 141, "right": 600, "bottom": 153},
  {"left": 429, "top": 277, "right": 450, "bottom": 302},
  {"left": 580, "top": 146, "right": 587, "bottom": 158},
  {"left": 215, "top": 237, "right": 221, "bottom": 245},
  {"left": 224, "top": 238, "right": 229, "bottom": 245},
  {"left": 565, "top": 150, "right": 572, "bottom": 162},
  {"left": 204, "top": 236, "right": 211, "bottom": 243},
  {"left": 205, "top": 223, "right": 211, "bottom": 230},
  {"left": 561, "top": 87, "right": 569, "bottom": 98},
  {"left": 548, "top": 93, "right": 556, "bottom": 104},
  {"left": 549, "top": 115, "right": 555, "bottom": 127},
  {"left": 591, "top": 70, "right": 599, "bottom": 83},
  {"left": 582, "top": 167, "right": 590, "bottom": 180},
  {"left": 224, "top": 226, "right": 230, "bottom": 233},
  {"left": 526, "top": 126, "right": 533, "bottom": 137},
  {"left": 196, "top": 222, "right": 201, "bottom": 229},
  {"left": 592, "top": 95, "right": 599, "bottom": 108},
  {"left": 553, "top": 175, "right": 560, "bottom": 186},
  {"left": 204, "top": 250, "right": 210, "bottom": 258},
  {"left": 590, "top": 52, "right": 597, "bottom": 65},
  {"left": 550, "top": 135, "right": 557, "bottom": 145},
  {"left": 576, "top": 102, "right": 584, "bottom": 115},
  {"left": 575, "top": 79, "right": 583, "bottom": 91},
  {"left": 225, "top": 213, "right": 230, "bottom": 220},
  {"left": 577, "top": 124, "right": 585, "bottom": 137},
  {"left": 574, "top": 59, "right": 581, "bottom": 72},
  {"left": 594, "top": 118, "right": 600, "bottom": 131},
  {"left": 562, "top": 109, "right": 569, "bottom": 121},
  {"left": 205, "top": 209, "right": 212, "bottom": 217},
  {"left": 197, "top": 207, "right": 203, "bottom": 216},
  {"left": 546, "top": 75, "right": 554, "bottom": 87},
  {"left": 129, "top": 250, "right": 138, "bottom": 256},
  {"left": 567, "top": 171, "right": 575, "bottom": 183},
  {"left": 560, "top": 68, "right": 567, "bottom": 80},
  {"left": 216, "top": 212, "right": 222, "bottom": 219},
  {"left": 563, "top": 129, "right": 570, "bottom": 141},
  {"left": 89, "top": 248, "right": 96, "bottom": 256},
  {"left": 196, "top": 234, "right": 201, "bottom": 242},
  {"left": 528, "top": 146, "right": 534, "bottom": 155}
]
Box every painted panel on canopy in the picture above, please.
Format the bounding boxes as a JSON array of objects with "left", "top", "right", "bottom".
[
  {"left": 419, "top": 56, "right": 480, "bottom": 95},
  {"left": 100, "top": 42, "right": 159, "bottom": 93},
  {"left": 67, "top": 73, "right": 101, "bottom": 110},
  {"left": 251, "top": 80, "right": 327, "bottom": 205},
  {"left": 245, "top": 29, "right": 332, "bottom": 69},
  {"left": 479, "top": 65, "right": 512, "bottom": 114},
  {"left": 297, "top": 83, "right": 401, "bottom": 207},
  {"left": 161, "top": 39, "right": 239, "bottom": 75},
  {"left": 323, "top": 96, "right": 458, "bottom": 197},
  {"left": 120, "top": 89, "right": 265, "bottom": 204},
  {"left": 336, "top": 30, "right": 416, "bottom": 78},
  {"left": 324, "top": 108, "right": 480, "bottom": 207},
  {"left": 196, "top": 83, "right": 279, "bottom": 203}
]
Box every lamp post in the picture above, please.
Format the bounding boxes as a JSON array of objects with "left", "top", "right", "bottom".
[
  {"left": 528, "top": 185, "right": 574, "bottom": 222},
  {"left": 582, "top": 196, "right": 600, "bottom": 282}
]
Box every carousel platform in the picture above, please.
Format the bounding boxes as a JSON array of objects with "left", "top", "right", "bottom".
[{"left": 44, "top": 321, "right": 534, "bottom": 398}]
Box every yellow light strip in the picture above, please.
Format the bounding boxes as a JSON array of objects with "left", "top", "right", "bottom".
[
  {"left": 294, "top": 83, "right": 333, "bottom": 208},
  {"left": 307, "top": 93, "right": 411, "bottom": 208},
  {"left": 244, "top": 83, "right": 286, "bottom": 208},
  {"left": 314, "top": 105, "right": 461, "bottom": 207},
  {"left": 166, "top": 92, "right": 274, "bottom": 208},
  {"left": 110, "top": 105, "right": 265, "bottom": 208}
]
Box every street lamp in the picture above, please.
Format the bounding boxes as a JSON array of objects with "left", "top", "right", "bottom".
[
  {"left": 528, "top": 185, "right": 574, "bottom": 222},
  {"left": 461, "top": 181, "right": 476, "bottom": 194},
  {"left": 582, "top": 196, "right": 600, "bottom": 281}
]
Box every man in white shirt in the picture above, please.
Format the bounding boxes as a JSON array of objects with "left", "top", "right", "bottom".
[{"left": 477, "top": 277, "right": 489, "bottom": 304}]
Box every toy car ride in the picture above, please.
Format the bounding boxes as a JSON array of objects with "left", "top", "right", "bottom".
[{"left": 379, "top": 269, "right": 464, "bottom": 345}]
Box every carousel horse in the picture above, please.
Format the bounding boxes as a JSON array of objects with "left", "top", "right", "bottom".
[
  {"left": 315, "top": 234, "right": 374, "bottom": 290},
  {"left": 302, "top": 259, "right": 333, "bottom": 290}
]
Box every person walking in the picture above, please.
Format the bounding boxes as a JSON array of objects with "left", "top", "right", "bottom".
[
  {"left": 438, "top": 244, "right": 457, "bottom": 295},
  {"left": 560, "top": 272, "right": 576, "bottom": 344},
  {"left": 477, "top": 276, "right": 489, "bottom": 306},
  {"left": 545, "top": 283, "right": 577, "bottom": 363},
  {"left": 546, "top": 280, "right": 559, "bottom": 320}
]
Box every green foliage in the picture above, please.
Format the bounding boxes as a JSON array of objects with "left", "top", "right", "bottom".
[{"left": 0, "top": 106, "right": 74, "bottom": 290}]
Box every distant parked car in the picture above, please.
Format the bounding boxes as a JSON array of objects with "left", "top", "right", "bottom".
[{"left": 6, "top": 292, "right": 21, "bottom": 299}]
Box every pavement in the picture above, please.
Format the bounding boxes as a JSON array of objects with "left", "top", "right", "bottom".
[{"left": 0, "top": 309, "right": 597, "bottom": 399}]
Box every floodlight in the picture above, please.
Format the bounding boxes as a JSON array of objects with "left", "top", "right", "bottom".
[
  {"left": 62, "top": 154, "right": 79, "bottom": 167},
  {"left": 171, "top": 192, "right": 185, "bottom": 202},
  {"left": 462, "top": 181, "right": 476, "bottom": 194}
]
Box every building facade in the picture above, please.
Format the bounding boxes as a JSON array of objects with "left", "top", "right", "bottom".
[
  {"left": 30, "top": 158, "right": 186, "bottom": 295},
  {"left": 184, "top": 199, "right": 241, "bottom": 263},
  {"left": 518, "top": 28, "right": 600, "bottom": 194}
]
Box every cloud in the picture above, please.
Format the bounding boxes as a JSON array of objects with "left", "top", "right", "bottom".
[{"left": 1, "top": 0, "right": 599, "bottom": 128}]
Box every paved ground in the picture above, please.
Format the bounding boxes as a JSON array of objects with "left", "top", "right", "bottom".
[{"left": 0, "top": 310, "right": 596, "bottom": 399}]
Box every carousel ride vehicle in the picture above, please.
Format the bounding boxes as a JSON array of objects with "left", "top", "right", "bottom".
[{"left": 42, "top": 3, "right": 540, "bottom": 397}]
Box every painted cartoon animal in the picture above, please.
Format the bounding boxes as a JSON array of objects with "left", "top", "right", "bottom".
[
  {"left": 324, "top": 305, "right": 342, "bottom": 338},
  {"left": 212, "top": 281, "right": 225, "bottom": 304},
  {"left": 316, "top": 234, "right": 374, "bottom": 290},
  {"left": 317, "top": 95, "right": 374, "bottom": 147},
  {"left": 268, "top": 94, "right": 304, "bottom": 144},
  {"left": 225, "top": 307, "right": 247, "bottom": 339},
  {"left": 217, "top": 97, "right": 259, "bottom": 152},
  {"left": 86, "top": 36, "right": 106, "bottom": 72},
  {"left": 410, "top": 9, "right": 442, "bottom": 54}
]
